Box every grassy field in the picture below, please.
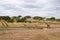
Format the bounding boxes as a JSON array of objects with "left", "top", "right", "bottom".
[
  {"left": 0, "top": 20, "right": 60, "bottom": 28},
  {"left": 0, "top": 22, "right": 60, "bottom": 28},
  {"left": 0, "top": 29, "right": 60, "bottom": 40}
]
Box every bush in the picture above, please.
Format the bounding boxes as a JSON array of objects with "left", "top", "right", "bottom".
[{"left": 7, "top": 19, "right": 14, "bottom": 22}]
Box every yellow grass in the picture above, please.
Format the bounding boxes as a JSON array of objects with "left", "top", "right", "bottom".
[
  {"left": 0, "top": 21, "right": 60, "bottom": 28},
  {"left": 0, "top": 29, "right": 60, "bottom": 40}
]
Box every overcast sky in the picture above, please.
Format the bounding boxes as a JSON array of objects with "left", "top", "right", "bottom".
[{"left": 0, "top": 0, "right": 60, "bottom": 18}]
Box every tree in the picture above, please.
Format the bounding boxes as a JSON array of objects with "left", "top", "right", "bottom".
[
  {"left": 12, "top": 16, "right": 17, "bottom": 22},
  {"left": 20, "top": 17, "right": 26, "bottom": 22},
  {"left": 56, "top": 19, "right": 60, "bottom": 22},
  {"left": 17, "top": 15, "right": 22, "bottom": 22},
  {"left": 24, "top": 16, "right": 31, "bottom": 18},
  {"left": 47, "top": 17, "right": 56, "bottom": 21},
  {"left": 50, "top": 17, "right": 55, "bottom": 20},
  {"left": 33, "top": 16, "right": 44, "bottom": 20},
  {"left": 17, "top": 15, "right": 22, "bottom": 19},
  {"left": 18, "top": 16, "right": 31, "bottom": 22},
  {"left": 0, "top": 16, "right": 11, "bottom": 21}
]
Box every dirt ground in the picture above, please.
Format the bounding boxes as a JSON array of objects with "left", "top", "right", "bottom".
[{"left": 0, "top": 29, "right": 60, "bottom": 40}]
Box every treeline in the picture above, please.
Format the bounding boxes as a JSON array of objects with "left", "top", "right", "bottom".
[{"left": 0, "top": 15, "right": 60, "bottom": 22}]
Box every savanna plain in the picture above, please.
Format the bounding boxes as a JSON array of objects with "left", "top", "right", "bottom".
[{"left": 0, "top": 29, "right": 60, "bottom": 40}]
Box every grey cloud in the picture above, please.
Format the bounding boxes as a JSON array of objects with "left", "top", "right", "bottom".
[
  {"left": 46, "top": 13, "right": 60, "bottom": 18},
  {"left": 0, "top": 4, "right": 22, "bottom": 11},
  {"left": 0, "top": 0, "right": 60, "bottom": 18},
  {"left": 52, "top": 0, "right": 60, "bottom": 6},
  {"left": 22, "top": 0, "right": 36, "bottom": 3},
  {"left": 23, "top": 4, "right": 44, "bottom": 9},
  {"left": 45, "top": 7, "right": 60, "bottom": 11}
]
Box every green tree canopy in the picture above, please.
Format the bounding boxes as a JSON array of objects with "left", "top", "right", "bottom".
[
  {"left": 24, "top": 16, "right": 31, "bottom": 18},
  {"left": 33, "top": 16, "right": 44, "bottom": 20},
  {"left": 47, "top": 17, "right": 56, "bottom": 20}
]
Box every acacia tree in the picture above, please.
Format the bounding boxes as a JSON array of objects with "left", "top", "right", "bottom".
[
  {"left": 46, "top": 17, "right": 56, "bottom": 21},
  {"left": 24, "top": 16, "right": 31, "bottom": 18},
  {"left": 0, "top": 16, "right": 11, "bottom": 21},
  {"left": 21, "top": 16, "right": 31, "bottom": 22},
  {"left": 33, "top": 16, "right": 44, "bottom": 20}
]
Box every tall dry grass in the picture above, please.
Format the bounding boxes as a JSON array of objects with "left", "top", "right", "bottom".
[{"left": 0, "top": 21, "right": 60, "bottom": 28}]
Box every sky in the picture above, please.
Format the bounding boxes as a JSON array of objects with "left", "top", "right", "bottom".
[{"left": 0, "top": 0, "right": 60, "bottom": 18}]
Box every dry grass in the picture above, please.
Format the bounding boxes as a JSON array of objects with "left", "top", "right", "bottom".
[
  {"left": 0, "top": 21, "right": 60, "bottom": 28},
  {"left": 6, "top": 22, "right": 60, "bottom": 28},
  {"left": 0, "top": 29, "right": 60, "bottom": 40}
]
